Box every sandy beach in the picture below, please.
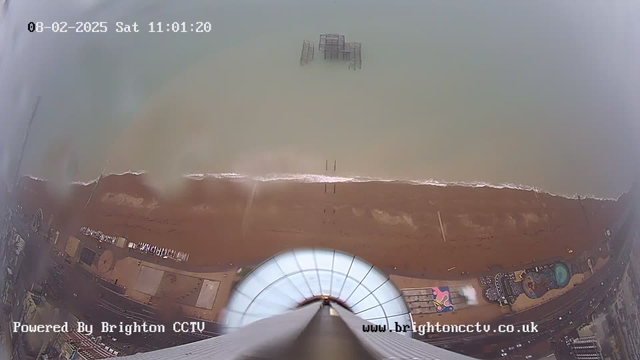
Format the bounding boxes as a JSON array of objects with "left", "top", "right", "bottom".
[{"left": 15, "top": 174, "right": 629, "bottom": 278}]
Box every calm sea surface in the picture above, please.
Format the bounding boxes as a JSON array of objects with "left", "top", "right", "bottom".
[{"left": 1, "top": 0, "right": 638, "bottom": 198}]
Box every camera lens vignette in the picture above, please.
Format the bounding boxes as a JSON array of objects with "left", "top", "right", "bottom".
[{"left": 1, "top": 1, "right": 639, "bottom": 360}]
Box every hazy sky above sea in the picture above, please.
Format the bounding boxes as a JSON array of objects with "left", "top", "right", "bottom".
[{"left": 0, "top": 0, "right": 638, "bottom": 198}]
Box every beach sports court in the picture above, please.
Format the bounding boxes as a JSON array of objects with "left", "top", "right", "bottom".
[
  {"left": 134, "top": 266, "right": 165, "bottom": 296},
  {"left": 134, "top": 266, "right": 220, "bottom": 310}
]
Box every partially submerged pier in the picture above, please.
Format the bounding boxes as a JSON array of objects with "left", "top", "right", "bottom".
[
  {"left": 300, "top": 33, "right": 362, "bottom": 69},
  {"left": 300, "top": 40, "right": 315, "bottom": 66}
]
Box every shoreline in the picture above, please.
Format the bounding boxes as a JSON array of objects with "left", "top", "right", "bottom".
[
  {"left": 14, "top": 173, "right": 628, "bottom": 276},
  {"left": 22, "top": 172, "right": 622, "bottom": 201}
]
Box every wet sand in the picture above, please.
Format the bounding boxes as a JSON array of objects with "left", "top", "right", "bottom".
[{"left": 15, "top": 174, "right": 629, "bottom": 278}]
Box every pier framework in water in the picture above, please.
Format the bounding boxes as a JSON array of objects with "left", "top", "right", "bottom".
[
  {"left": 300, "top": 40, "right": 315, "bottom": 65},
  {"left": 300, "top": 33, "right": 362, "bottom": 69}
]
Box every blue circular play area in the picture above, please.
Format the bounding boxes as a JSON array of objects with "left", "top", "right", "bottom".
[{"left": 554, "top": 263, "right": 570, "bottom": 288}]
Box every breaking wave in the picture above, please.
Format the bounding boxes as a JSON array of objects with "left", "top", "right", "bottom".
[{"left": 22, "top": 171, "right": 619, "bottom": 201}]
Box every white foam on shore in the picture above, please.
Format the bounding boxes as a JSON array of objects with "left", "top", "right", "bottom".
[
  {"left": 68, "top": 170, "right": 146, "bottom": 186},
  {"left": 22, "top": 172, "right": 620, "bottom": 201}
]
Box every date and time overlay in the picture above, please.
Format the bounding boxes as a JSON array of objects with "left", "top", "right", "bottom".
[{"left": 28, "top": 21, "right": 212, "bottom": 33}]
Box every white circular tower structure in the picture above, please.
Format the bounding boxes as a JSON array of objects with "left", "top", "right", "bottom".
[{"left": 223, "top": 248, "right": 413, "bottom": 336}]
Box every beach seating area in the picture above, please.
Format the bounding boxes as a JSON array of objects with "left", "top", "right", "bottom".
[
  {"left": 80, "top": 227, "right": 190, "bottom": 262},
  {"left": 80, "top": 227, "right": 120, "bottom": 245},
  {"left": 136, "top": 242, "right": 190, "bottom": 262}
]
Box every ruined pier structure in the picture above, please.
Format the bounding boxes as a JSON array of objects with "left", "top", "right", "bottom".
[
  {"left": 300, "top": 40, "right": 315, "bottom": 66},
  {"left": 300, "top": 34, "right": 362, "bottom": 70}
]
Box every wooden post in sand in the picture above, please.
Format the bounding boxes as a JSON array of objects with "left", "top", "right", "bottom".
[
  {"left": 333, "top": 160, "right": 336, "bottom": 193},
  {"left": 438, "top": 211, "right": 447, "bottom": 242},
  {"left": 323, "top": 160, "right": 337, "bottom": 218}
]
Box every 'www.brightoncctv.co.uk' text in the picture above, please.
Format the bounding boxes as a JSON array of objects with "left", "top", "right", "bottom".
[{"left": 363, "top": 322, "right": 539, "bottom": 336}]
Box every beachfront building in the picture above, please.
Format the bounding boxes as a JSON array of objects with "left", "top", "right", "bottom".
[
  {"left": 567, "top": 336, "right": 605, "bottom": 360},
  {"left": 50, "top": 330, "right": 116, "bottom": 359}
]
